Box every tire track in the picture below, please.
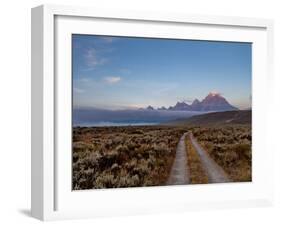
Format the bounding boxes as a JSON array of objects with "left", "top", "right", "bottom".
[
  {"left": 189, "top": 133, "right": 231, "bottom": 183},
  {"left": 166, "top": 132, "right": 190, "bottom": 185}
]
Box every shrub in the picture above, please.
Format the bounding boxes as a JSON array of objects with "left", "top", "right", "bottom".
[{"left": 72, "top": 126, "right": 183, "bottom": 189}]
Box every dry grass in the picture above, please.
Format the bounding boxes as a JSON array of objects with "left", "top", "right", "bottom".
[
  {"left": 185, "top": 135, "right": 208, "bottom": 184},
  {"left": 72, "top": 126, "right": 186, "bottom": 190},
  {"left": 72, "top": 123, "right": 251, "bottom": 189},
  {"left": 191, "top": 125, "right": 251, "bottom": 182}
]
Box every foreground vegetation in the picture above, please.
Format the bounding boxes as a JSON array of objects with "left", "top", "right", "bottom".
[
  {"left": 72, "top": 126, "right": 185, "bottom": 189},
  {"left": 191, "top": 125, "right": 252, "bottom": 182},
  {"left": 72, "top": 122, "right": 252, "bottom": 190}
]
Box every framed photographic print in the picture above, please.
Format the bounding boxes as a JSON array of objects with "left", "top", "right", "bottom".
[{"left": 31, "top": 4, "right": 274, "bottom": 221}]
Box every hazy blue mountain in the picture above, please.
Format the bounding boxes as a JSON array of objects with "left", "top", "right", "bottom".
[{"left": 150, "top": 93, "right": 238, "bottom": 112}]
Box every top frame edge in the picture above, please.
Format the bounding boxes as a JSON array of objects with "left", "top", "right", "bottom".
[{"left": 33, "top": 4, "right": 274, "bottom": 29}]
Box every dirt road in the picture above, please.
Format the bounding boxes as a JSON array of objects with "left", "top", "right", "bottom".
[
  {"left": 189, "top": 133, "right": 230, "bottom": 183},
  {"left": 166, "top": 133, "right": 190, "bottom": 185}
]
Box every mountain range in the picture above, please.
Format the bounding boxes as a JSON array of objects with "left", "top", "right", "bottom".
[{"left": 145, "top": 92, "right": 238, "bottom": 112}]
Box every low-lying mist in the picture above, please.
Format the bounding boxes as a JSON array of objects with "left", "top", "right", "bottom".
[{"left": 73, "top": 107, "right": 203, "bottom": 126}]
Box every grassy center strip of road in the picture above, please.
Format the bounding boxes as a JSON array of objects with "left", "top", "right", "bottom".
[{"left": 185, "top": 134, "right": 209, "bottom": 184}]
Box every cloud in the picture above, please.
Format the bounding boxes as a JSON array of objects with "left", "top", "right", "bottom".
[
  {"left": 84, "top": 48, "right": 107, "bottom": 68},
  {"left": 100, "top": 37, "right": 118, "bottom": 43},
  {"left": 74, "top": 88, "right": 85, "bottom": 93},
  {"left": 104, "top": 76, "right": 121, "bottom": 84},
  {"left": 80, "top": 78, "right": 90, "bottom": 83},
  {"left": 209, "top": 91, "right": 223, "bottom": 96}
]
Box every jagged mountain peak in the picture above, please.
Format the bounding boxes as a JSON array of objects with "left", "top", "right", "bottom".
[
  {"left": 144, "top": 92, "right": 238, "bottom": 112},
  {"left": 146, "top": 105, "right": 154, "bottom": 110},
  {"left": 192, "top": 98, "right": 200, "bottom": 105},
  {"left": 200, "top": 92, "right": 238, "bottom": 111},
  {"left": 175, "top": 101, "right": 189, "bottom": 106}
]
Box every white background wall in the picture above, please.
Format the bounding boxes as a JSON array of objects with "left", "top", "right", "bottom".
[{"left": 0, "top": 0, "right": 280, "bottom": 225}]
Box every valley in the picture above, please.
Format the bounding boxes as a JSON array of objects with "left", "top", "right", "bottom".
[{"left": 72, "top": 110, "right": 251, "bottom": 189}]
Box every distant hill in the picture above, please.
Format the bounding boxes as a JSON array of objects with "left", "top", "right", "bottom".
[
  {"left": 144, "top": 92, "right": 238, "bottom": 112},
  {"left": 165, "top": 110, "right": 251, "bottom": 126}
]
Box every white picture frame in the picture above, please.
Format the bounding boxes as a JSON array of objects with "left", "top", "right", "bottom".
[{"left": 31, "top": 4, "right": 274, "bottom": 221}]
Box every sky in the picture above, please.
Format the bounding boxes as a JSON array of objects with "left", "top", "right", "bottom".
[{"left": 72, "top": 34, "right": 252, "bottom": 110}]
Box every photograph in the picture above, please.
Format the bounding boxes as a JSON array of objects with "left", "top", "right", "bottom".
[{"left": 72, "top": 34, "right": 252, "bottom": 190}]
